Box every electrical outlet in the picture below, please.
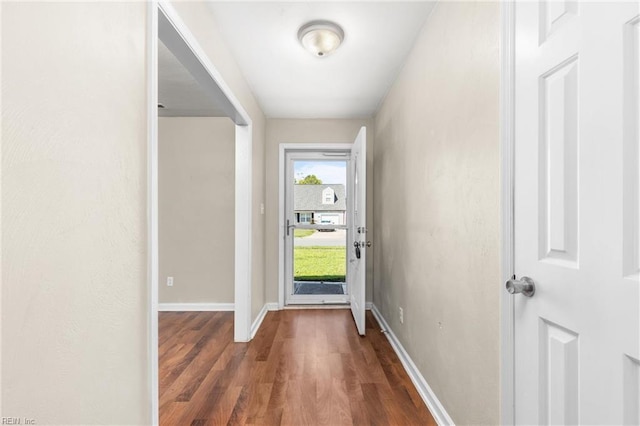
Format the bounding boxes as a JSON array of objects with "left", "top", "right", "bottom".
[
  {"left": 167, "top": 276, "right": 174, "bottom": 287},
  {"left": 399, "top": 307, "right": 404, "bottom": 324},
  {"left": 260, "top": 203, "right": 265, "bottom": 215}
]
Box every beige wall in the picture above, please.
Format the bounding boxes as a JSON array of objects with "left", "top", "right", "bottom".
[
  {"left": 2, "top": 2, "right": 148, "bottom": 424},
  {"left": 264, "top": 119, "right": 374, "bottom": 304},
  {"left": 159, "top": 117, "right": 235, "bottom": 304},
  {"left": 373, "top": 2, "right": 500, "bottom": 425},
  {"left": 170, "top": 1, "right": 267, "bottom": 321}
]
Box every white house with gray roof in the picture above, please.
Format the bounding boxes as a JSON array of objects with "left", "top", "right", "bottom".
[{"left": 293, "top": 184, "right": 346, "bottom": 225}]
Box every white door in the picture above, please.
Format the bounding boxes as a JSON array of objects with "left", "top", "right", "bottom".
[
  {"left": 513, "top": 2, "right": 640, "bottom": 424},
  {"left": 349, "top": 127, "right": 367, "bottom": 335}
]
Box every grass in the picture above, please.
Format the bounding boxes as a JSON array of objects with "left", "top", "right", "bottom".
[
  {"left": 294, "top": 229, "right": 316, "bottom": 238},
  {"left": 294, "top": 246, "right": 346, "bottom": 282}
]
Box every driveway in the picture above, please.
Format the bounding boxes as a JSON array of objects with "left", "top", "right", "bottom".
[{"left": 295, "top": 229, "right": 347, "bottom": 247}]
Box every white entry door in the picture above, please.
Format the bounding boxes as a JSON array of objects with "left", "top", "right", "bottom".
[
  {"left": 349, "top": 126, "right": 367, "bottom": 335},
  {"left": 513, "top": 2, "right": 640, "bottom": 424}
]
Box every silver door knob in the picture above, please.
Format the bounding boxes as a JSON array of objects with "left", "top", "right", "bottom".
[
  {"left": 366, "top": 241, "right": 372, "bottom": 247},
  {"left": 506, "top": 276, "right": 535, "bottom": 297}
]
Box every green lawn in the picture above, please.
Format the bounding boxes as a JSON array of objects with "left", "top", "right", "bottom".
[
  {"left": 294, "top": 229, "right": 316, "bottom": 238},
  {"left": 294, "top": 246, "right": 345, "bottom": 282}
]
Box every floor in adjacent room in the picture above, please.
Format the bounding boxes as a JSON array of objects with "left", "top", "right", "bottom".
[{"left": 159, "top": 309, "right": 436, "bottom": 425}]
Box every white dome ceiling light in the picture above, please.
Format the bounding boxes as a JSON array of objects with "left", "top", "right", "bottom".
[{"left": 297, "top": 20, "right": 344, "bottom": 58}]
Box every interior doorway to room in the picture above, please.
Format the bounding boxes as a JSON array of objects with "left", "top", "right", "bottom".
[
  {"left": 151, "top": 3, "right": 254, "bottom": 423},
  {"left": 284, "top": 152, "right": 351, "bottom": 304}
]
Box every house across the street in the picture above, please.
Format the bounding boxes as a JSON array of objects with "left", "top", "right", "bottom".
[{"left": 293, "top": 184, "right": 346, "bottom": 225}]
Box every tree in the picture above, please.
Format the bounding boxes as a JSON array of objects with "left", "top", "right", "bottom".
[{"left": 297, "top": 174, "right": 322, "bottom": 185}]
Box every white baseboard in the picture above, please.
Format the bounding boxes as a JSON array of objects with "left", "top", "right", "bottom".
[
  {"left": 371, "top": 304, "right": 455, "bottom": 426},
  {"left": 251, "top": 302, "right": 279, "bottom": 339},
  {"left": 158, "top": 303, "right": 234, "bottom": 312}
]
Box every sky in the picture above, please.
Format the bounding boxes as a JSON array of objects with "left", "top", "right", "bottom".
[{"left": 294, "top": 161, "right": 347, "bottom": 186}]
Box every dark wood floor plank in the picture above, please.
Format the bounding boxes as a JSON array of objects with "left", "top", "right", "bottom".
[
  {"left": 204, "top": 385, "right": 243, "bottom": 425},
  {"left": 159, "top": 309, "right": 436, "bottom": 426},
  {"left": 360, "top": 383, "right": 390, "bottom": 426},
  {"left": 226, "top": 385, "right": 250, "bottom": 425},
  {"left": 328, "top": 378, "right": 356, "bottom": 425},
  {"left": 244, "top": 382, "right": 273, "bottom": 424},
  {"left": 281, "top": 379, "right": 317, "bottom": 425},
  {"left": 159, "top": 314, "right": 233, "bottom": 407},
  {"left": 159, "top": 401, "right": 189, "bottom": 426},
  {"left": 159, "top": 343, "right": 195, "bottom": 389}
]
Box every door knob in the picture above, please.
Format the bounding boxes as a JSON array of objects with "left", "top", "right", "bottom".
[
  {"left": 366, "top": 241, "right": 372, "bottom": 247},
  {"left": 506, "top": 276, "right": 535, "bottom": 297}
]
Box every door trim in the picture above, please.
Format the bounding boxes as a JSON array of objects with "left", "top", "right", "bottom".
[
  {"left": 500, "top": 2, "right": 516, "bottom": 425},
  {"left": 148, "top": 2, "right": 253, "bottom": 424},
  {"left": 278, "top": 143, "right": 354, "bottom": 309},
  {"left": 147, "top": 3, "right": 159, "bottom": 424}
]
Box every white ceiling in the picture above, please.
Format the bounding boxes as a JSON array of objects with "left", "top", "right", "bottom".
[{"left": 206, "top": 1, "right": 436, "bottom": 119}]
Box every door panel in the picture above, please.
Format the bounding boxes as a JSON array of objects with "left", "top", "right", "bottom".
[
  {"left": 539, "top": 55, "right": 579, "bottom": 267},
  {"left": 624, "top": 355, "right": 640, "bottom": 425},
  {"left": 538, "top": 318, "right": 579, "bottom": 425},
  {"left": 514, "top": 2, "right": 640, "bottom": 424},
  {"left": 349, "top": 127, "right": 366, "bottom": 335}
]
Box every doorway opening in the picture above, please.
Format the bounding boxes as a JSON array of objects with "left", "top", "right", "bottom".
[
  {"left": 284, "top": 150, "right": 351, "bottom": 305},
  {"left": 278, "top": 128, "right": 367, "bottom": 332},
  {"left": 149, "top": 2, "right": 254, "bottom": 424},
  {"left": 286, "top": 154, "right": 350, "bottom": 304}
]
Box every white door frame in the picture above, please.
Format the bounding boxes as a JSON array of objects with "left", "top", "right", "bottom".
[
  {"left": 278, "top": 143, "right": 354, "bottom": 309},
  {"left": 147, "top": 2, "right": 253, "bottom": 424},
  {"left": 500, "top": 2, "right": 515, "bottom": 425}
]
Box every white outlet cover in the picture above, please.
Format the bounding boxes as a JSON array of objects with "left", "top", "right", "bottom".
[{"left": 167, "top": 277, "right": 174, "bottom": 287}]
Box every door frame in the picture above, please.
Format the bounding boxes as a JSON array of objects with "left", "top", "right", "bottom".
[
  {"left": 278, "top": 143, "right": 354, "bottom": 308},
  {"left": 500, "top": 1, "right": 516, "bottom": 425},
  {"left": 147, "top": 1, "right": 253, "bottom": 424}
]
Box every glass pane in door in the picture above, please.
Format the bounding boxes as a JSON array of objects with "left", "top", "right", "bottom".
[
  {"left": 292, "top": 159, "right": 348, "bottom": 296},
  {"left": 293, "top": 229, "right": 347, "bottom": 295}
]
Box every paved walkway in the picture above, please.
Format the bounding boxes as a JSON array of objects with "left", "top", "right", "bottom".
[{"left": 294, "top": 229, "right": 346, "bottom": 247}]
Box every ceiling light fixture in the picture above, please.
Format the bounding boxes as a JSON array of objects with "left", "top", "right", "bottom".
[{"left": 298, "top": 20, "right": 344, "bottom": 58}]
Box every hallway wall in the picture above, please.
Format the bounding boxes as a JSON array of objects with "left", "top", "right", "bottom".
[
  {"left": 2, "top": 2, "right": 269, "bottom": 423},
  {"left": 159, "top": 117, "right": 235, "bottom": 304},
  {"left": 264, "top": 119, "right": 374, "bottom": 305},
  {"left": 170, "top": 1, "right": 267, "bottom": 321},
  {"left": 373, "top": 2, "right": 501, "bottom": 424},
  {"left": 2, "top": 2, "right": 149, "bottom": 423}
]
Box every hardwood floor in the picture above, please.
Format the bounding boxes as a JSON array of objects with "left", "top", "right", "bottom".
[{"left": 159, "top": 309, "right": 436, "bottom": 425}]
